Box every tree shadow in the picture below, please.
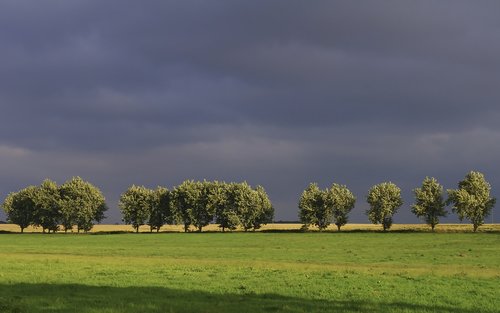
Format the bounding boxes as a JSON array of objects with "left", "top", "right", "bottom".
[{"left": 0, "top": 283, "right": 489, "bottom": 313}]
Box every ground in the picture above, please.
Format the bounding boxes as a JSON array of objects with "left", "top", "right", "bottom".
[{"left": 0, "top": 225, "right": 498, "bottom": 312}]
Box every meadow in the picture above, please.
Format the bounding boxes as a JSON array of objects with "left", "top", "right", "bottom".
[{"left": 0, "top": 227, "right": 499, "bottom": 312}]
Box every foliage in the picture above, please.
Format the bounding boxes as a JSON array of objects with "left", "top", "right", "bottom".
[
  {"left": 212, "top": 182, "right": 238, "bottom": 232},
  {"left": 171, "top": 180, "right": 200, "bottom": 232},
  {"left": 147, "top": 187, "right": 171, "bottom": 232},
  {"left": 167, "top": 180, "right": 273, "bottom": 232},
  {"left": 1, "top": 186, "right": 37, "bottom": 233},
  {"left": 1, "top": 178, "right": 107, "bottom": 233},
  {"left": 299, "top": 183, "right": 328, "bottom": 230},
  {"left": 252, "top": 185, "right": 274, "bottom": 230},
  {"left": 6, "top": 172, "right": 498, "bottom": 236},
  {"left": 119, "top": 185, "right": 153, "bottom": 233},
  {"left": 190, "top": 181, "right": 216, "bottom": 232},
  {"left": 299, "top": 183, "right": 355, "bottom": 231},
  {"left": 59, "top": 177, "right": 107, "bottom": 232},
  {"left": 412, "top": 177, "right": 447, "bottom": 231},
  {"left": 366, "top": 182, "right": 403, "bottom": 231},
  {"left": 32, "top": 179, "right": 62, "bottom": 233},
  {"left": 226, "top": 182, "right": 253, "bottom": 231},
  {"left": 326, "top": 184, "right": 356, "bottom": 231},
  {"left": 447, "top": 171, "right": 496, "bottom": 232}
]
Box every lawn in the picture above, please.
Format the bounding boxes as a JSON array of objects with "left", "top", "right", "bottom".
[{"left": 0, "top": 232, "right": 498, "bottom": 312}]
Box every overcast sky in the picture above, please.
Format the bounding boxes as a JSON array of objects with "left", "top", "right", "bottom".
[{"left": 1, "top": 1, "right": 499, "bottom": 224}]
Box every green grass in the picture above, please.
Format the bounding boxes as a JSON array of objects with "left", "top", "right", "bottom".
[{"left": 0, "top": 233, "right": 499, "bottom": 312}]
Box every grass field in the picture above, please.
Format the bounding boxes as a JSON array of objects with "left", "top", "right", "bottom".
[{"left": 0, "top": 229, "right": 499, "bottom": 312}]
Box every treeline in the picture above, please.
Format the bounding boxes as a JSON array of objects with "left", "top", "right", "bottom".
[
  {"left": 119, "top": 180, "right": 274, "bottom": 233},
  {"left": 1, "top": 177, "right": 106, "bottom": 233},
  {"left": 300, "top": 171, "right": 496, "bottom": 232},
  {"left": 1, "top": 171, "right": 496, "bottom": 233}
]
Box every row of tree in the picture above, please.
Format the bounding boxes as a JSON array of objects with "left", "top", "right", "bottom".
[
  {"left": 299, "top": 171, "right": 496, "bottom": 232},
  {"left": 119, "top": 180, "right": 274, "bottom": 232},
  {"left": 1, "top": 177, "right": 107, "bottom": 233},
  {"left": 1, "top": 171, "right": 495, "bottom": 233}
]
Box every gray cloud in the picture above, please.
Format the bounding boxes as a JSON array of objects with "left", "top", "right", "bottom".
[{"left": 1, "top": 1, "right": 499, "bottom": 223}]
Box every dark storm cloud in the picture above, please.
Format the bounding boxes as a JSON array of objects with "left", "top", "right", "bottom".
[{"left": 1, "top": 0, "right": 500, "bottom": 223}]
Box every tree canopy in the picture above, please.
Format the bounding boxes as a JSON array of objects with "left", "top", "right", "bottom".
[
  {"left": 2, "top": 186, "right": 37, "bottom": 233},
  {"left": 1, "top": 177, "right": 107, "bottom": 233},
  {"left": 412, "top": 177, "right": 447, "bottom": 231},
  {"left": 447, "top": 171, "right": 496, "bottom": 232},
  {"left": 366, "top": 182, "right": 403, "bottom": 231},
  {"left": 327, "top": 184, "right": 356, "bottom": 231},
  {"left": 299, "top": 182, "right": 355, "bottom": 231},
  {"left": 59, "top": 177, "right": 107, "bottom": 232},
  {"left": 119, "top": 185, "right": 153, "bottom": 233}
]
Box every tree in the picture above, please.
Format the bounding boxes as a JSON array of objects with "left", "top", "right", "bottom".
[
  {"left": 298, "top": 183, "right": 331, "bottom": 231},
  {"left": 412, "top": 177, "right": 447, "bottom": 231},
  {"left": 253, "top": 185, "right": 274, "bottom": 230},
  {"left": 32, "top": 179, "right": 62, "bottom": 233},
  {"left": 447, "top": 171, "right": 496, "bottom": 232},
  {"left": 1, "top": 186, "right": 37, "bottom": 233},
  {"left": 158, "top": 187, "right": 175, "bottom": 226},
  {"left": 366, "top": 182, "right": 403, "bottom": 231},
  {"left": 189, "top": 181, "right": 216, "bottom": 232},
  {"left": 326, "top": 183, "right": 356, "bottom": 231},
  {"left": 119, "top": 185, "right": 152, "bottom": 233},
  {"left": 211, "top": 181, "right": 238, "bottom": 232},
  {"left": 59, "top": 177, "right": 107, "bottom": 233},
  {"left": 230, "top": 182, "right": 261, "bottom": 232},
  {"left": 171, "top": 180, "right": 200, "bottom": 232},
  {"left": 147, "top": 187, "right": 171, "bottom": 232}
]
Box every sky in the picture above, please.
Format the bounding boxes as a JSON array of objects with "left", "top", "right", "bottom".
[{"left": 1, "top": 0, "right": 499, "bottom": 224}]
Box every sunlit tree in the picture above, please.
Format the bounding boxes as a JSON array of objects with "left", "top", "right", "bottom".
[
  {"left": 412, "top": 177, "right": 446, "bottom": 231},
  {"left": 366, "top": 182, "right": 403, "bottom": 231},
  {"left": 447, "top": 171, "right": 496, "bottom": 232}
]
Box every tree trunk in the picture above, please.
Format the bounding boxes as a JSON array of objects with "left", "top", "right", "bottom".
[
  {"left": 431, "top": 224, "right": 435, "bottom": 232},
  {"left": 184, "top": 224, "right": 189, "bottom": 233},
  {"left": 337, "top": 224, "right": 341, "bottom": 232},
  {"left": 156, "top": 228, "right": 160, "bottom": 233},
  {"left": 198, "top": 226, "right": 202, "bottom": 232},
  {"left": 135, "top": 226, "right": 139, "bottom": 233},
  {"left": 383, "top": 223, "right": 387, "bottom": 232},
  {"left": 473, "top": 224, "right": 479, "bottom": 232},
  {"left": 222, "top": 226, "right": 225, "bottom": 232},
  {"left": 20, "top": 227, "right": 24, "bottom": 233}
]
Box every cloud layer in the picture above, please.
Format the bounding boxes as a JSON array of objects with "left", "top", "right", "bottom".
[{"left": 1, "top": 1, "right": 499, "bottom": 223}]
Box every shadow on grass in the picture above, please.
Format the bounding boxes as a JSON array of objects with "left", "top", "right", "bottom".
[{"left": 0, "top": 283, "right": 487, "bottom": 313}]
